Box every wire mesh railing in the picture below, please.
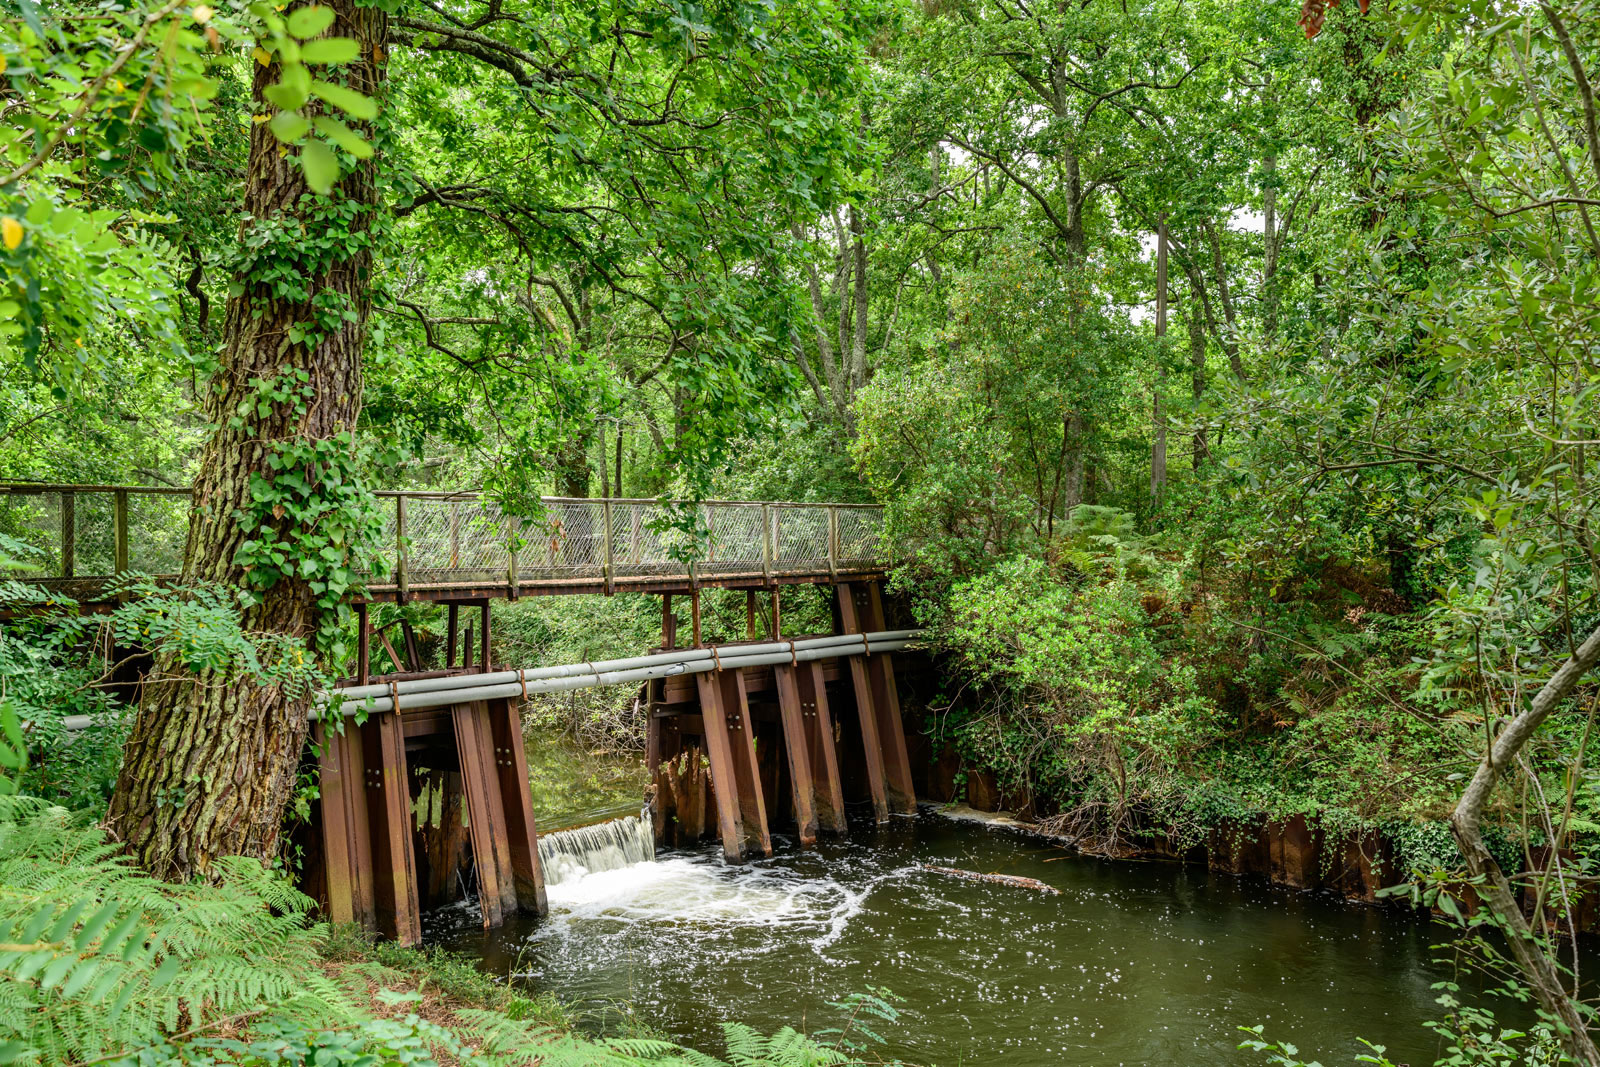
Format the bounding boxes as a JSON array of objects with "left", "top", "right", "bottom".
[{"left": 0, "top": 485, "right": 886, "bottom": 589}]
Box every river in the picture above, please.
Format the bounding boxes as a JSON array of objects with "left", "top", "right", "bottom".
[{"left": 427, "top": 804, "right": 1525, "bottom": 1066}]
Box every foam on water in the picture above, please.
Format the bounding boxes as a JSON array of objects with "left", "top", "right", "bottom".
[
  {"left": 542, "top": 851, "right": 884, "bottom": 951},
  {"left": 537, "top": 808, "right": 656, "bottom": 886}
]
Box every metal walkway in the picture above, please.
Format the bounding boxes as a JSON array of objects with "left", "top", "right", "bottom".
[{"left": 0, "top": 484, "right": 887, "bottom": 599}]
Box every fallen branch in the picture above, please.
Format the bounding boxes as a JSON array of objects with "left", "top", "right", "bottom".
[{"left": 920, "top": 864, "right": 1061, "bottom": 896}]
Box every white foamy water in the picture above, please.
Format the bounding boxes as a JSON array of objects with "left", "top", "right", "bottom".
[
  {"left": 538, "top": 808, "right": 656, "bottom": 886},
  {"left": 542, "top": 853, "right": 879, "bottom": 951}
]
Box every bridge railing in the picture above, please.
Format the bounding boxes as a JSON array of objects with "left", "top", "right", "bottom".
[{"left": 0, "top": 485, "right": 885, "bottom": 588}]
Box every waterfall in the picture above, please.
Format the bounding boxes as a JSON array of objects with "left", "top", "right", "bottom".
[{"left": 538, "top": 808, "right": 656, "bottom": 886}]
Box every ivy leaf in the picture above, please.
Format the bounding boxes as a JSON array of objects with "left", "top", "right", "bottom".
[
  {"left": 286, "top": 4, "right": 337, "bottom": 39},
  {"left": 300, "top": 36, "right": 359, "bottom": 64},
  {"left": 299, "top": 140, "right": 339, "bottom": 194},
  {"left": 262, "top": 80, "right": 309, "bottom": 112},
  {"left": 268, "top": 111, "right": 310, "bottom": 143},
  {"left": 312, "top": 116, "right": 372, "bottom": 159},
  {"left": 309, "top": 80, "right": 377, "bottom": 120}
]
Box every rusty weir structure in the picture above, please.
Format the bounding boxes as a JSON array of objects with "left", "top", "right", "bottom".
[{"left": 2, "top": 485, "right": 924, "bottom": 946}]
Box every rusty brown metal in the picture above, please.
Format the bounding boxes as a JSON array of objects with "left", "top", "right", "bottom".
[
  {"left": 696, "top": 672, "right": 747, "bottom": 862},
  {"left": 487, "top": 696, "right": 547, "bottom": 915},
  {"left": 800, "top": 661, "right": 848, "bottom": 835},
  {"left": 864, "top": 582, "right": 918, "bottom": 815},
  {"left": 837, "top": 583, "right": 890, "bottom": 824},
  {"left": 362, "top": 712, "right": 421, "bottom": 944},
  {"left": 774, "top": 664, "right": 818, "bottom": 846}
]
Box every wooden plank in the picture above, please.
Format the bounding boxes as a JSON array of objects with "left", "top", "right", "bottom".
[
  {"left": 863, "top": 582, "right": 917, "bottom": 814},
  {"left": 801, "top": 661, "right": 847, "bottom": 834},
  {"left": 837, "top": 583, "right": 889, "bottom": 823},
  {"left": 451, "top": 702, "right": 513, "bottom": 927},
  {"left": 696, "top": 672, "right": 746, "bottom": 861},
  {"left": 773, "top": 664, "right": 818, "bottom": 846},
  {"left": 315, "top": 723, "right": 358, "bottom": 925},
  {"left": 720, "top": 669, "right": 772, "bottom": 857},
  {"left": 320, "top": 723, "right": 376, "bottom": 929},
  {"left": 362, "top": 713, "right": 421, "bottom": 944},
  {"left": 487, "top": 697, "right": 547, "bottom": 914}
]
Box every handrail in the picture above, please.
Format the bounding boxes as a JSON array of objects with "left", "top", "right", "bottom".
[{"left": 0, "top": 483, "right": 887, "bottom": 585}]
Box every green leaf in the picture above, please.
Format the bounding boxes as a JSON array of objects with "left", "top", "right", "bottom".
[
  {"left": 263, "top": 80, "right": 310, "bottom": 112},
  {"left": 300, "top": 36, "right": 359, "bottom": 64},
  {"left": 299, "top": 140, "right": 340, "bottom": 194},
  {"left": 286, "top": 5, "right": 337, "bottom": 39},
  {"left": 268, "top": 111, "right": 311, "bottom": 143},
  {"left": 309, "top": 80, "right": 377, "bottom": 120},
  {"left": 312, "top": 116, "right": 373, "bottom": 159}
]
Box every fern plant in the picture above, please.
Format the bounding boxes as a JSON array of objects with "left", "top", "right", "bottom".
[{"left": 0, "top": 793, "right": 346, "bottom": 1065}]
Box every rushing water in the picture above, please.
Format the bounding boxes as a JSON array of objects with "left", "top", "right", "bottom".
[
  {"left": 426, "top": 805, "right": 1550, "bottom": 1066},
  {"left": 537, "top": 809, "right": 656, "bottom": 886}
]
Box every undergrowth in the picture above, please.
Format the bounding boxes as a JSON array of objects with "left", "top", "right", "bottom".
[{"left": 0, "top": 744, "right": 913, "bottom": 1066}]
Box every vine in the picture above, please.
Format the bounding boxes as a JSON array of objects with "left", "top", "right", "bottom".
[{"left": 234, "top": 430, "right": 387, "bottom": 660}]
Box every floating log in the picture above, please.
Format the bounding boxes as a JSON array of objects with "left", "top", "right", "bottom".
[{"left": 921, "top": 864, "right": 1062, "bottom": 895}]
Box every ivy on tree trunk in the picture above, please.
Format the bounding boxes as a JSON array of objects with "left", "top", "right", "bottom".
[{"left": 106, "top": 0, "right": 388, "bottom": 881}]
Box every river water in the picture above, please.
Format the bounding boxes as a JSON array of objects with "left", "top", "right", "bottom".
[{"left": 427, "top": 805, "right": 1525, "bottom": 1066}]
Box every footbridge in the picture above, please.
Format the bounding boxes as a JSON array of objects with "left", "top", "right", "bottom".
[
  {"left": 0, "top": 484, "right": 886, "bottom": 600},
  {"left": 2, "top": 484, "right": 922, "bottom": 945}
]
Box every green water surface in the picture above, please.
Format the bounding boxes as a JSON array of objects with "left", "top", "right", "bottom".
[{"left": 430, "top": 804, "right": 1548, "bottom": 1066}]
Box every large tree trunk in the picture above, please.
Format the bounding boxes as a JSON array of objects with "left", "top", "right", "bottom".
[{"left": 106, "top": 2, "right": 388, "bottom": 881}]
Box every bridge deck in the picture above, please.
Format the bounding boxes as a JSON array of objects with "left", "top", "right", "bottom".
[{"left": 0, "top": 485, "right": 886, "bottom": 600}]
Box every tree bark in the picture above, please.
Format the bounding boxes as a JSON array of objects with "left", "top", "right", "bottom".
[
  {"left": 1150, "top": 217, "right": 1168, "bottom": 502},
  {"left": 1451, "top": 621, "right": 1600, "bottom": 1065},
  {"left": 106, "top": 1, "right": 388, "bottom": 881},
  {"left": 1189, "top": 283, "right": 1208, "bottom": 469},
  {"left": 1262, "top": 150, "right": 1280, "bottom": 347},
  {"left": 848, "top": 203, "right": 869, "bottom": 392}
]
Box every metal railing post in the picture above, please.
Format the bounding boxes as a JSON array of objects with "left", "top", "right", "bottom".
[
  {"left": 449, "top": 502, "right": 461, "bottom": 569},
  {"left": 506, "top": 509, "right": 519, "bottom": 598},
  {"left": 760, "top": 503, "right": 773, "bottom": 585},
  {"left": 113, "top": 490, "right": 129, "bottom": 574},
  {"left": 60, "top": 491, "right": 74, "bottom": 579},
  {"left": 395, "top": 495, "right": 409, "bottom": 599},
  {"left": 827, "top": 505, "right": 838, "bottom": 581},
  {"left": 602, "top": 498, "right": 616, "bottom": 595}
]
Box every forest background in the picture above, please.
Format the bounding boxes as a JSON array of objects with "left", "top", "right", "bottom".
[{"left": 2, "top": 0, "right": 1600, "bottom": 1061}]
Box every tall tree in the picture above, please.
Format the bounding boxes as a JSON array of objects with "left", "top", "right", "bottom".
[{"left": 107, "top": 0, "right": 389, "bottom": 878}]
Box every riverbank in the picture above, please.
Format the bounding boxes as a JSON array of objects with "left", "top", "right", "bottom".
[{"left": 923, "top": 757, "right": 1596, "bottom": 933}]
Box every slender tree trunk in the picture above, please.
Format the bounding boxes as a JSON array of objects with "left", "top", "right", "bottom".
[
  {"left": 107, "top": 0, "right": 388, "bottom": 880},
  {"left": 1062, "top": 413, "right": 1086, "bottom": 512},
  {"left": 848, "top": 203, "right": 869, "bottom": 392},
  {"left": 1263, "top": 149, "right": 1279, "bottom": 346},
  {"left": 1150, "top": 217, "right": 1168, "bottom": 502},
  {"left": 1190, "top": 285, "right": 1208, "bottom": 469},
  {"left": 1452, "top": 622, "right": 1600, "bottom": 1065}
]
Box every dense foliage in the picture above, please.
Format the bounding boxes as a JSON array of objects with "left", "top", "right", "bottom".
[{"left": 3, "top": 0, "right": 1600, "bottom": 1059}]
